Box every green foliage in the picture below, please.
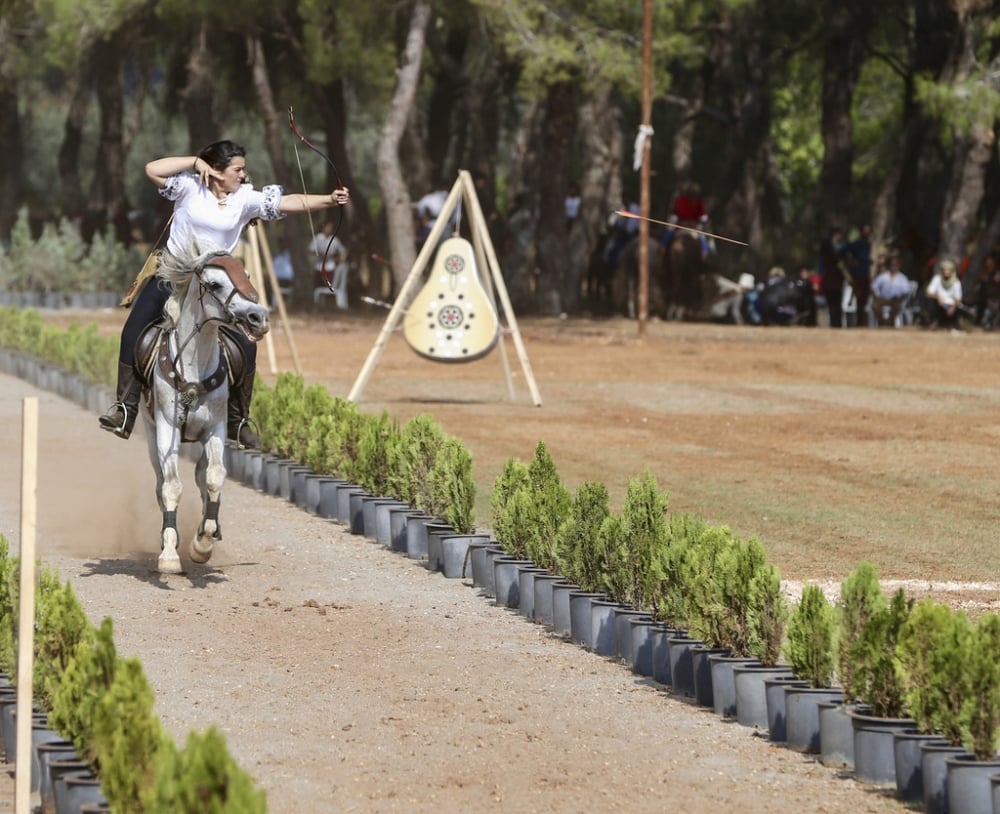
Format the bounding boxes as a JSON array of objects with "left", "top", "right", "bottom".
[
  {"left": 386, "top": 413, "right": 445, "bottom": 507},
  {"left": 896, "top": 599, "right": 972, "bottom": 742},
  {"left": 49, "top": 617, "right": 118, "bottom": 765},
  {"left": 91, "top": 657, "right": 171, "bottom": 811},
  {"left": 648, "top": 512, "right": 704, "bottom": 629},
  {"left": 681, "top": 525, "right": 742, "bottom": 652},
  {"left": 301, "top": 398, "right": 363, "bottom": 482},
  {"left": 783, "top": 585, "right": 835, "bottom": 689},
  {"left": 960, "top": 613, "right": 1000, "bottom": 761},
  {"left": 855, "top": 587, "right": 912, "bottom": 718},
  {"left": 355, "top": 410, "right": 400, "bottom": 495},
  {"left": 143, "top": 726, "right": 267, "bottom": 813},
  {"left": 520, "top": 442, "right": 572, "bottom": 570},
  {"left": 0, "top": 535, "right": 18, "bottom": 676},
  {"left": 428, "top": 437, "right": 476, "bottom": 533},
  {"left": 33, "top": 569, "right": 92, "bottom": 709},
  {"left": 554, "top": 481, "right": 612, "bottom": 588},
  {"left": 603, "top": 471, "right": 668, "bottom": 608},
  {"left": 746, "top": 555, "right": 787, "bottom": 667},
  {"left": 835, "top": 562, "right": 887, "bottom": 705},
  {"left": 1, "top": 208, "right": 137, "bottom": 294},
  {"left": 490, "top": 457, "right": 531, "bottom": 557}
]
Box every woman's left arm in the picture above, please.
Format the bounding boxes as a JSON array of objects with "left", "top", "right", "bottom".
[{"left": 279, "top": 188, "right": 350, "bottom": 214}]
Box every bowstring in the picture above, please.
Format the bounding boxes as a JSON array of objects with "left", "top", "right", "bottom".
[{"left": 292, "top": 139, "right": 323, "bottom": 281}]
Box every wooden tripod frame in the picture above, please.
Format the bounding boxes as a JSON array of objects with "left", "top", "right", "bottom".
[{"left": 348, "top": 170, "right": 542, "bottom": 406}]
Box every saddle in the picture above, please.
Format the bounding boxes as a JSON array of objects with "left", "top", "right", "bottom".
[{"left": 134, "top": 322, "right": 247, "bottom": 396}]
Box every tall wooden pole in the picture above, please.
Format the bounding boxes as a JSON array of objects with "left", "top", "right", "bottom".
[
  {"left": 638, "top": 0, "right": 653, "bottom": 338},
  {"left": 15, "top": 397, "right": 37, "bottom": 814}
]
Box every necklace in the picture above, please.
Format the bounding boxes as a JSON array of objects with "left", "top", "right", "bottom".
[{"left": 217, "top": 194, "right": 231, "bottom": 209}]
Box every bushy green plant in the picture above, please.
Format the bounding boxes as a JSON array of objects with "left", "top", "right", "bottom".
[
  {"left": 77, "top": 226, "right": 141, "bottom": 292},
  {"left": 784, "top": 585, "right": 836, "bottom": 688},
  {"left": 747, "top": 556, "right": 787, "bottom": 666},
  {"left": 301, "top": 398, "right": 363, "bottom": 481},
  {"left": 355, "top": 410, "right": 399, "bottom": 495},
  {"left": 428, "top": 436, "right": 476, "bottom": 532},
  {"left": 836, "top": 561, "right": 886, "bottom": 704},
  {"left": 0, "top": 535, "right": 18, "bottom": 676},
  {"left": 960, "top": 613, "right": 1000, "bottom": 760},
  {"left": 647, "top": 512, "right": 704, "bottom": 628},
  {"left": 855, "top": 587, "right": 912, "bottom": 718},
  {"left": 682, "top": 525, "right": 742, "bottom": 651},
  {"left": 554, "top": 481, "right": 612, "bottom": 586},
  {"left": 386, "top": 413, "right": 445, "bottom": 506},
  {"left": 33, "top": 568, "right": 92, "bottom": 708},
  {"left": 0, "top": 306, "right": 45, "bottom": 352},
  {"left": 143, "top": 727, "right": 267, "bottom": 813},
  {"left": 603, "top": 471, "right": 668, "bottom": 608},
  {"left": 91, "top": 656, "right": 172, "bottom": 811},
  {"left": 897, "top": 599, "right": 972, "bottom": 741},
  {"left": 490, "top": 457, "right": 531, "bottom": 556},
  {"left": 516, "top": 442, "right": 572, "bottom": 570},
  {"left": 49, "top": 617, "right": 117, "bottom": 765},
  {"left": 5, "top": 209, "right": 84, "bottom": 293}
]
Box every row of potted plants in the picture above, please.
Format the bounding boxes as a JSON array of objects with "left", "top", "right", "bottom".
[
  {"left": 482, "top": 442, "right": 1000, "bottom": 813},
  {"left": 0, "top": 535, "right": 266, "bottom": 812}
]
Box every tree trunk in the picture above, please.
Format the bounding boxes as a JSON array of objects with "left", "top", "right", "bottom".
[
  {"left": 572, "top": 85, "right": 623, "bottom": 309},
  {"left": 377, "top": 0, "right": 432, "bottom": 291},
  {"left": 534, "top": 82, "right": 578, "bottom": 315},
  {"left": 0, "top": 17, "right": 22, "bottom": 237},
  {"left": 816, "top": 2, "right": 870, "bottom": 234},
  {"left": 57, "top": 71, "right": 89, "bottom": 220},
  {"left": 936, "top": 14, "right": 997, "bottom": 268},
  {"left": 92, "top": 35, "right": 128, "bottom": 225},
  {"left": 182, "top": 24, "right": 218, "bottom": 151}
]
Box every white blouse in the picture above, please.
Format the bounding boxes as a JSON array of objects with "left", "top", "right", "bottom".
[{"left": 160, "top": 173, "right": 284, "bottom": 256}]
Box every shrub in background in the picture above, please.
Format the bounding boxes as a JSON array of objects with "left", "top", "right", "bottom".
[
  {"left": 784, "top": 585, "right": 835, "bottom": 688},
  {"left": 897, "top": 598, "right": 972, "bottom": 741},
  {"left": 428, "top": 436, "right": 476, "bottom": 533},
  {"left": 835, "top": 561, "right": 887, "bottom": 704}
]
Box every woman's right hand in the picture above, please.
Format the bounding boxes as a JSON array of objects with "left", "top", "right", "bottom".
[{"left": 330, "top": 187, "right": 350, "bottom": 206}]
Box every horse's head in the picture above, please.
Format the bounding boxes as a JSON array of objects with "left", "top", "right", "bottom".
[{"left": 195, "top": 254, "right": 271, "bottom": 342}]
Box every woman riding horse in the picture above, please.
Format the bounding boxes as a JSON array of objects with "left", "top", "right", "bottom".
[{"left": 99, "top": 139, "right": 350, "bottom": 448}]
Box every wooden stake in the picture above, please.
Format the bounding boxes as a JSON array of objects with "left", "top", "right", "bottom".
[{"left": 15, "top": 397, "right": 37, "bottom": 814}]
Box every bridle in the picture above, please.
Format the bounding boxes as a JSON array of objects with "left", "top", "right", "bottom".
[{"left": 160, "top": 253, "right": 260, "bottom": 406}]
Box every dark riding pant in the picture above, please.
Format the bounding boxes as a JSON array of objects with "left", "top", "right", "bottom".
[{"left": 118, "top": 277, "right": 257, "bottom": 377}]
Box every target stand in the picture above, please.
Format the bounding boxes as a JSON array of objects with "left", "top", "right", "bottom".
[{"left": 348, "top": 170, "right": 542, "bottom": 406}]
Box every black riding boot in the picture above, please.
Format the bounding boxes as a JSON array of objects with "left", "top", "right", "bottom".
[
  {"left": 98, "top": 361, "right": 142, "bottom": 439},
  {"left": 228, "top": 375, "right": 261, "bottom": 450}
]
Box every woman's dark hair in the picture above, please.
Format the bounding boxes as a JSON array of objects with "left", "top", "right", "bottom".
[{"left": 196, "top": 140, "right": 246, "bottom": 172}]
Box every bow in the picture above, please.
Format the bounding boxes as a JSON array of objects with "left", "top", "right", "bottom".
[{"left": 288, "top": 106, "right": 344, "bottom": 292}]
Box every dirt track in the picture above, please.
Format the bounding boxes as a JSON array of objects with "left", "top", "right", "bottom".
[{"left": 3, "top": 309, "right": 1000, "bottom": 811}]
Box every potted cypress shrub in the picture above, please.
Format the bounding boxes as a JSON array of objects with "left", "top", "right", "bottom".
[
  {"left": 821, "top": 562, "right": 886, "bottom": 770},
  {"left": 945, "top": 613, "right": 1000, "bottom": 813},
  {"left": 682, "top": 526, "right": 746, "bottom": 708},
  {"left": 142, "top": 727, "right": 267, "bottom": 813},
  {"left": 895, "top": 599, "right": 971, "bottom": 803},
  {"left": 734, "top": 551, "right": 791, "bottom": 729},
  {"left": 849, "top": 587, "right": 916, "bottom": 786},
  {"left": 782, "top": 585, "right": 841, "bottom": 752}
]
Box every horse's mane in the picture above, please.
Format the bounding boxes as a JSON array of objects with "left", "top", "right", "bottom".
[{"left": 157, "top": 244, "right": 227, "bottom": 326}]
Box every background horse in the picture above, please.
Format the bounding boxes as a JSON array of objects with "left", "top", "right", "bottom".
[
  {"left": 661, "top": 231, "right": 706, "bottom": 320},
  {"left": 142, "top": 249, "right": 270, "bottom": 573}
]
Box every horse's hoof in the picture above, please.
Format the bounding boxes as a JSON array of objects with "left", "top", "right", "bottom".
[
  {"left": 157, "top": 552, "right": 183, "bottom": 574},
  {"left": 189, "top": 537, "right": 214, "bottom": 564}
]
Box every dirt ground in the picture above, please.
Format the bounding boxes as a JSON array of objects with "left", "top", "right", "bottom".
[{"left": 3, "top": 308, "right": 1000, "bottom": 812}]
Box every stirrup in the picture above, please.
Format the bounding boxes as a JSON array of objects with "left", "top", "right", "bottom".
[
  {"left": 230, "top": 417, "right": 261, "bottom": 451},
  {"left": 99, "top": 402, "right": 133, "bottom": 439}
]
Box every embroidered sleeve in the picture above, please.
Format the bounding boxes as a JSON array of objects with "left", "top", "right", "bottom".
[
  {"left": 159, "top": 173, "right": 192, "bottom": 202},
  {"left": 259, "top": 184, "right": 285, "bottom": 222}
]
